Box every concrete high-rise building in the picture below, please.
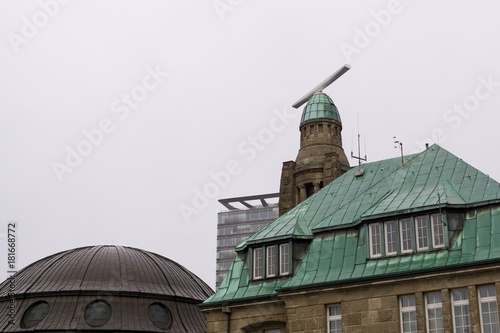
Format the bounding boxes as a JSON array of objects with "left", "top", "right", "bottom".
[{"left": 215, "top": 193, "right": 279, "bottom": 289}]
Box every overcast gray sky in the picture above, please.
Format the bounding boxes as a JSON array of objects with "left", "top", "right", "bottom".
[{"left": 1, "top": 0, "right": 500, "bottom": 288}]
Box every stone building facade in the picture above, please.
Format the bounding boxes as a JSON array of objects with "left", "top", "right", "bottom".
[{"left": 201, "top": 143, "right": 500, "bottom": 333}]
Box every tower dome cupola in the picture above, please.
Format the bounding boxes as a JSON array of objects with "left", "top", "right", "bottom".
[{"left": 300, "top": 91, "right": 341, "bottom": 124}]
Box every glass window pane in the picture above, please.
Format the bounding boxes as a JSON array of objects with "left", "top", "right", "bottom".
[
  {"left": 426, "top": 292, "right": 443, "bottom": 333},
  {"left": 385, "top": 221, "right": 397, "bottom": 255},
  {"left": 478, "top": 285, "right": 500, "bottom": 333},
  {"left": 253, "top": 248, "right": 263, "bottom": 279},
  {"left": 431, "top": 214, "right": 445, "bottom": 248},
  {"left": 266, "top": 246, "right": 277, "bottom": 277},
  {"left": 279, "top": 244, "right": 290, "bottom": 275},
  {"left": 369, "top": 224, "right": 381, "bottom": 257},
  {"left": 479, "top": 285, "right": 497, "bottom": 298},
  {"left": 400, "top": 295, "right": 417, "bottom": 333},
  {"left": 416, "top": 216, "right": 429, "bottom": 250},
  {"left": 327, "top": 304, "right": 342, "bottom": 333},
  {"left": 400, "top": 219, "right": 413, "bottom": 253}
]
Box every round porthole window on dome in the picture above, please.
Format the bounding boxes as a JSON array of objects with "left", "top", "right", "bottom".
[
  {"left": 147, "top": 302, "right": 172, "bottom": 330},
  {"left": 84, "top": 299, "right": 112, "bottom": 327},
  {"left": 21, "top": 300, "right": 50, "bottom": 328}
]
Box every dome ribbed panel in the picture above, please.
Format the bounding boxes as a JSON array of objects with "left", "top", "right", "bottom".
[
  {"left": 0, "top": 245, "right": 212, "bottom": 300},
  {"left": 300, "top": 91, "right": 341, "bottom": 124}
]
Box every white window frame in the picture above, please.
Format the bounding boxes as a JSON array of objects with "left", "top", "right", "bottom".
[
  {"left": 431, "top": 213, "right": 445, "bottom": 248},
  {"left": 415, "top": 216, "right": 429, "bottom": 251},
  {"left": 384, "top": 220, "right": 398, "bottom": 255},
  {"left": 266, "top": 245, "right": 277, "bottom": 277},
  {"left": 400, "top": 295, "right": 417, "bottom": 333},
  {"left": 425, "top": 291, "right": 444, "bottom": 333},
  {"left": 279, "top": 243, "right": 290, "bottom": 276},
  {"left": 253, "top": 247, "right": 263, "bottom": 279},
  {"left": 451, "top": 288, "right": 471, "bottom": 333},
  {"left": 327, "top": 304, "right": 342, "bottom": 333},
  {"left": 478, "top": 285, "right": 500, "bottom": 333},
  {"left": 369, "top": 223, "right": 382, "bottom": 258},
  {"left": 400, "top": 218, "right": 413, "bottom": 254}
]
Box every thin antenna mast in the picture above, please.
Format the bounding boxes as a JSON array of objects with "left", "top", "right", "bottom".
[
  {"left": 394, "top": 136, "right": 404, "bottom": 165},
  {"left": 351, "top": 117, "right": 367, "bottom": 166},
  {"left": 351, "top": 134, "right": 367, "bottom": 166},
  {"left": 437, "top": 191, "right": 446, "bottom": 225}
]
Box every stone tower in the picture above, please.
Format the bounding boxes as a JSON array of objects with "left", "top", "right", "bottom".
[{"left": 279, "top": 91, "right": 349, "bottom": 215}]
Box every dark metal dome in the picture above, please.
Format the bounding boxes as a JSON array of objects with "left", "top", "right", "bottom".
[{"left": 0, "top": 245, "right": 213, "bottom": 332}]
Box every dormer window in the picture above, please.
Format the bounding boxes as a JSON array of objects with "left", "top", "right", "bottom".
[
  {"left": 415, "top": 216, "right": 429, "bottom": 251},
  {"left": 266, "top": 246, "right": 277, "bottom": 277},
  {"left": 384, "top": 221, "right": 397, "bottom": 255},
  {"left": 368, "top": 213, "right": 446, "bottom": 258},
  {"left": 431, "top": 214, "right": 445, "bottom": 248},
  {"left": 400, "top": 218, "right": 413, "bottom": 254},
  {"left": 369, "top": 224, "right": 382, "bottom": 258},
  {"left": 279, "top": 244, "right": 290, "bottom": 275},
  {"left": 252, "top": 242, "right": 291, "bottom": 280},
  {"left": 253, "top": 247, "right": 263, "bottom": 279}
]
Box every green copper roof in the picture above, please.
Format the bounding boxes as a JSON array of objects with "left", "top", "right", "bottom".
[
  {"left": 203, "top": 145, "right": 500, "bottom": 305},
  {"left": 235, "top": 203, "right": 313, "bottom": 251},
  {"left": 282, "top": 206, "right": 500, "bottom": 290},
  {"left": 237, "top": 145, "right": 500, "bottom": 249},
  {"left": 300, "top": 92, "right": 341, "bottom": 124},
  {"left": 204, "top": 255, "right": 289, "bottom": 304}
]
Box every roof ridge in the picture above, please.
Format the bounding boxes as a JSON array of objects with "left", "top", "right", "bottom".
[{"left": 312, "top": 150, "right": 425, "bottom": 231}]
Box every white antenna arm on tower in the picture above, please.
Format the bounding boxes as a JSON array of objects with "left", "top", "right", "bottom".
[{"left": 292, "top": 64, "right": 351, "bottom": 109}]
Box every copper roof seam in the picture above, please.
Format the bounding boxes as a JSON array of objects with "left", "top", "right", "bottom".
[
  {"left": 60, "top": 246, "right": 88, "bottom": 292},
  {"left": 78, "top": 245, "right": 103, "bottom": 291},
  {"left": 155, "top": 252, "right": 213, "bottom": 297},
  {"left": 172, "top": 296, "right": 190, "bottom": 332},
  {"left": 23, "top": 250, "right": 67, "bottom": 295},
  {"left": 140, "top": 250, "right": 178, "bottom": 298},
  {"left": 116, "top": 245, "right": 130, "bottom": 292},
  {"left": 146, "top": 250, "right": 198, "bottom": 298}
]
